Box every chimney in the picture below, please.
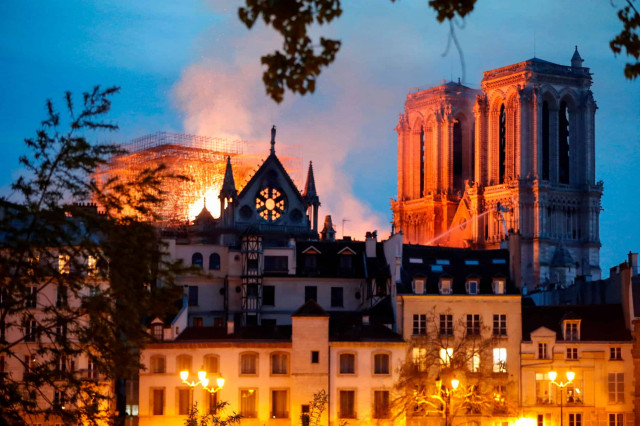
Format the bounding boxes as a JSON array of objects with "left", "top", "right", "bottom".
[
  {"left": 629, "top": 251, "right": 638, "bottom": 276},
  {"left": 227, "top": 321, "right": 235, "bottom": 336},
  {"left": 362, "top": 315, "right": 370, "bottom": 325},
  {"left": 365, "top": 230, "right": 377, "bottom": 258}
]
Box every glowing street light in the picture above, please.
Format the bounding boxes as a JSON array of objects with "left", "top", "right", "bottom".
[
  {"left": 548, "top": 370, "right": 574, "bottom": 426},
  {"left": 179, "top": 369, "right": 225, "bottom": 412}
]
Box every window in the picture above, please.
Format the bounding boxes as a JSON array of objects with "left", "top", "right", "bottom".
[
  {"left": 204, "top": 355, "right": 219, "bottom": 374},
  {"left": 493, "top": 348, "right": 507, "bottom": 372},
  {"left": 538, "top": 414, "right": 544, "bottom": 426},
  {"left": 271, "top": 390, "right": 288, "bottom": 418},
  {"left": 373, "top": 390, "right": 390, "bottom": 419},
  {"left": 53, "top": 391, "right": 66, "bottom": 409},
  {"left": 564, "top": 320, "right": 580, "bottom": 341},
  {"left": 569, "top": 413, "right": 582, "bottom": 426},
  {"left": 311, "top": 351, "right": 319, "bottom": 364},
  {"left": 468, "top": 349, "right": 480, "bottom": 372},
  {"left": 176, "top": 354, "right": 192, "bottom": 373},
  {"left": 188, "top": 286, "right": 198, "bottom": 306},
  {"left": 152, "top": 389, "right": 164, "bottom": 415},
  {"left": 439, "top": 278, "right": 452, "bottom": 294},
  {"left": 466, "top": 314, "right": 480, "bottom": 336},
  {"left": 58, "top": 254, "right": 70, "bottom": 275},
  {"left": 431, "top": 264, "right": 443, "bottom": 272},
  {"left": 263, "top": 285, "right": 275, "bottom": 306},
  {"left": 413, "top": 279, "right": 425, "bottom": 294},
  {"left": 372, "top": 279, "right": 387, "bottom": 296},
  {"left": 304, "top": 253, "right": 318, "bottom": 270},
  {"left": 608, "top": 372, "right": 624, "bottom": 403},
  {"left": 465, "top": 259, "right": 479, "bottom": 265},
  {"left": 535, "top": 373, "right": 552, "bottom": 404},
  {"left": 152, "top": 324, "right": 163, "bottom": 340},
  {"left": 493, "top": 314, "right": 507, "bottom": 336},
  {"left": 265, "top": 255, "right": 288, "bottom": 272},
  {"left": 413, "top": 314, "right": 426, "bottom": 336},
  {"left": 193, "top": 317, "right": 203, "bottom": 328},
  {"left": 538, "top": 343, "right": 548, "bottom": 359},
  {"left": 55, "top": 321, "right": 67, "bottom": 341},
  {"left": 191, "top": 252, "right": 203, "bottom": 269},
  {"left": 412, "top": 347, "right": 427, "bottom": 372},
  {"left": 26, "top": 286, "right": 37, "bottom": 308},
  {"left": 466, "top": 280, "right": 479, "bottom": 295},
  {"left": 87, "top": 359, "right": 98, "bottom": 379},
  {"left": 492, "top": 279, "right": 506, "bottom": 294},
  {"left": 610, "top": 347, "right": 622, "bottom": 360},
  {"left": 178, "top": 388, "right": 191, "bottom": 415},
  {"left": 209, "top": 253, "right": 221, "bottom": 270},
  {"left": 56, "top": 286, "right": 67, "bottom": 308},
  {"left": 331, "top": 287, "right": 344, "bottom": 307},
  {"left": 207, "top": 391, "right": 219, "bottom": 415},
  {"left": 0, "top": 355, "right": 4, "bottom": 375},
  {"left": 240, "top": 389, "right": 257, "bottom": 418},
  {"left": 305, "top": 286, "right": 317, "bottom": 302},
  {"left": 240, "top": 353, "right": 258, "bottom": 375},
  {"left": 24, "top": 318, "right": 37, "bottom": 342},
  {"left": 374, "top": 353, "right": 390, "bottom": 375},
  {"left": 436, "top": 259, "right": 450, "bottom": 265},
  {"left": 492, "top": 258, "right": 507, "bottom": 264},
  {"left": 439, "top": 348, "right": 453, "bottom": 366},
  {"left": 87, "top": 255, "right": 98, "bottom": 276},
  {"left": 567, "top": 347, "right": 578, "bottom": 360},
  {"left": 339, "top": 353, "right": 355, "bottom": 374},
  {"left": 339, "top": 254, "right": 353, "bottom": 272},
  {"left": 271, "top": 353, "right": 288, "bottom": 375},
  {"left": 440, "top": 314, "right": 453, "bottom": 336},
  {"left": 609, "top": 414, "right": 624, "bottom": 426},
  {"left": 23, "top": 355, "right": 36, "bottom": 379},
  {"left": 339, "top": 390, "right": 356, "bottom": 418}
]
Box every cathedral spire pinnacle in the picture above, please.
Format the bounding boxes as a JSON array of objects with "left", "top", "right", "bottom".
[
  {"left": 270, "top": 125, "right": 276, "bottom": 155},
  {"left": 571, "top": 45, "right": 584, "bottom": 68},
  {"left": 219, "top": 156, "right": 237, "bottom": 200},
  {"left": 303, "top": 161, "right": 320, "bottom": 206}
]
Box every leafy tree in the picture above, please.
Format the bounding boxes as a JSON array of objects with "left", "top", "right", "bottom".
[
  {"left": 393, "top": 308, "right": 515, "bottom": 425},
  {"left": 239, "top": 0, "right": 639, "bottom": 103},
  {"left": 0, "top": 86, "right": 184, "bottom": 425},
  {"left": 184, "top": 401, "right": 242, "bottom": 426},
  {"left": 300, "top": 389, "right": 328, "bottom": 426}
]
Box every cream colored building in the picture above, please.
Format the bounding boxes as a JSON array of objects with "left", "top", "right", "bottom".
[{"left": 520, "top": 304, "right": 634, "bottom": 426}]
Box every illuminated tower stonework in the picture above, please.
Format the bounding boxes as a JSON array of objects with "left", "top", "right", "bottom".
[{"left": 392, "top": 48, "right": 603, "bottom": 290}]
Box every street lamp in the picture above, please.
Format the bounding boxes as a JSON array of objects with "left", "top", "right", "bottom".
[
  {"left": 548, "top": 370, "right": 574, "bottom": 426},
  {"left": 180, "top": 369, "right": 225, "bottom": 413},
  {"left": 436, "top": 376, "right": 460, "bottom": 426}
]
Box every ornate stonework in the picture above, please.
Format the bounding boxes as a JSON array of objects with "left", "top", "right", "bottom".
[{"left": 392, "top": 51, "right": 602, "bottom": 291}]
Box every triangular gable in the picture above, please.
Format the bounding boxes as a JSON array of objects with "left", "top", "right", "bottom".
[
  {"left": 530, "top": 326, "right": 557, "bottom": 339},
  {"left": 237, "top": 152, "right": 304, "bottom": 205},
  {"left": 302, "top": 246, "right": 322, "bottom": 255},
  {"left": 338, "top": 246, "right": 356, "bottom": 255}
]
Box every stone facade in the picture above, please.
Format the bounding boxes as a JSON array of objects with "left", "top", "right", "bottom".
[{"left": 392, "top": 50, "right": 603, "bottom": 291}]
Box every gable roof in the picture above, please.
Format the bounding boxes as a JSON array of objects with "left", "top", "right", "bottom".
[{"left": 292, "top": 299, "right": 329, "bottom": 317}]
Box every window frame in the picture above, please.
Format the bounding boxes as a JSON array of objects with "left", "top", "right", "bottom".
[
  {"left": 270, "top": 352, "right": 289, "bottom": 376},
  {"left": 191, "top": 252, "right": 203, "bottom": 269},
  {"left": 239, "top": 352, "right": 259, "bottom": 376},
  {"left": 564, "top": 320, "right": 581, "bottom": 341},
  {"left": 466, "top": 314, "right": 480, "bottom": 337},
  {"left": 413, "top": 279, "right": 425, "bottom": 295},
  {"left": 566, "top": 347, "right": 578, "bottom": 360},
  {"left": 492, "top": 278, "right": 506, "bottom": 294},
  {"left": 372, "top": 389, "right": 391, "bottom": 419},
  {"left": 372, "top": 352, "right": 391, "bottom": 375},
  {"left": 331, "top": 287, "right": 344, "bottom": 307},
  {"left": 608, "top": 372, "right": 625, "bottom": 403},
  {"left": 493, "top": 314, "right": 507, "bottom": 337},
  {"left": 538, "top": 342, "right": 548, "bottom": 359},
  {"left": 492, "top": 347, "right": 507, "bottom": 373},
  {"left": 439, "top": 278, "right": 453, "bottom": 295},
  {"left": 440, "top": 314, "right": 453, "bottom": 337},
  {"left": 177, "top": 387, "right": 192, "bottom": 415},
  {"left": 338, "top": 352, "right": 356, "bottom": 375},
  {"left": 466, "top": 279, "right": 479, "bottom": 295},
  {"left": 176, "top": 354, "right": 192, "bottom": 374},
  {"left": 338, "top": 389, "right": 356, "bottom": 419},
  {"left": 610, "top": 347, "right": 622, "bottom": 360},
  {"left": 412, "top": 314, "right": 427, "bottom": 336},
  {"left": 203, "top": 354, "right": 219, "bottom": 375},
  {"left": 239, "top": 388, "right": 258, "bottom": 418},
  {"left": 270, "top": 388, "right": 289, "bottom": 419},
  {"left": 151, "top": 388, "right": 165, "bottom": 416},
  {"left": 208, "top": 253, "right": 221, "bottom": 270}
]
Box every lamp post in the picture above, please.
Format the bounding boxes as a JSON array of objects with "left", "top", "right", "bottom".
[
  {"left": 180, "top": 369, "right": 225, "bottom": 413},
  {"left": 548, "top": 370, "right": 574, "bottom": 426},
  {"left": 436, "top": 376, "right": 459, "bottom": 426}
]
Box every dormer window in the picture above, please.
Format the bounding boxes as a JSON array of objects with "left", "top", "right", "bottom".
[
  {"left": 564, "top": 320, "right": 580, "bottom": 341},
  {"left": 492, "top": 278, "right": 506, "bottom": 295},
  {"left": 466, "top": 280, "right": 479, "bottom": 295},
  {"left": 152, "top": 323, "right": 163, "bottom": 341},
  {"left": 413, "top": 279, "right": 425, "bottom": 295},
  {"left": 337, "top": 247, "right": 355, "bottom": 274},
  {"left": 439, "top": 278, "right": 452, "bottom": 295}
]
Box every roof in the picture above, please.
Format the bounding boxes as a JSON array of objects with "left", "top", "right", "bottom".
[
  {"left": 175, "top": 325, "right": 292, "bottom": 341},
  {"left": 295, "top": 239, "right": 389, "bottom": 279},
  {"left": 398, "top": 245, "right": 516, "bottom": 295},
  {"left": 522, "top": 304, "right": 631, "bottom": 341},
  {"left": 292, "top": 299, "right": 329, "bottom": 317}
]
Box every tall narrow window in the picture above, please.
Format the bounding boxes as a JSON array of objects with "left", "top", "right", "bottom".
[
  {"left": 453, "top": 120, "right": 463, "bottom": 191},
  {"left": 499, "top": 104, "right": 506, "bottom": 183},
  {"left": 152, "top": 389, "right": 164, "bottom": 415},
  {"left": 559, "top": 101, "right": 570, "bottom": 184},
  {"left": 339, "top": 390, "right": 356, "bottom": 418},
  {"left": 439, "top": 314, "right": 453, "bottom": 336},
  {"left": 240, "top": 389, "right": 257, "bottom": 417},
  {"left": 208, "top": 253, "right": 220, "bottom": 270},
  {"left": 542, "top": 101, "right": 550, "bottom": 180},
  {"left": 419, "top": 126, "right": 425, "bottom": 197},
  {"left": 191, "top": 252, "right": 203, "bottom": 269},
  {"left": 373, "top": 390, "right": 390, "bottom": 419},
  {"left": 178, "top": 388, "right": 191, "bottom": 415},
  {"left": 413, "top": 314, "right": 426, "bottom": 336},
  {"left": 339, "top": 353, "right": 355, "bottom": 374},
  {"left": 608, "top": 372, "right": 624, "bottom": 403},
  {"left": 271, "top": 390, "right": 288, "bottom": 418}
]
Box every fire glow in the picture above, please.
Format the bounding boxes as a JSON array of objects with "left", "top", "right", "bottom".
[{"left": 188, "top": 186, "right": 222, "bottom": 221}]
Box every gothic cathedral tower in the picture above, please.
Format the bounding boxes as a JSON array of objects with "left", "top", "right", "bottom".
[{"left": 392, "top": 49, "right": 603, "bottom": 290}]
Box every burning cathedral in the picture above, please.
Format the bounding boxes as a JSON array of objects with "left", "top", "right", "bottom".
[{"left": 391, "top": 48, "right": 602, "bottom": 291}]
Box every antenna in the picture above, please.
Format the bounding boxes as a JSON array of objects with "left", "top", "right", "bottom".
[{"left": 533, "top": 29, "right": 536, "bottom": 58}]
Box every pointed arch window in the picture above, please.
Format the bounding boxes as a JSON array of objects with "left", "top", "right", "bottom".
[
  {"left": 499, "top": 105, "right": 506, "bottom": 184},
  {"left": 559, "top": 101, "right": 570, "bottom": 184},
  {"left": 542, "top": 101, "right": 550, "bottom": 180},
  {"left": 453, "top": 119, "right": 463, "bottom": 191},
  {"left": 419, "top": 126, "right": 425, "bottom": 197}
]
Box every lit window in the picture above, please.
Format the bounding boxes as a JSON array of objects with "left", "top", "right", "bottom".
[
  {"left": 24, "top": 318, "right": 37, "bottom": 342},
  {"left": 439, "top": 348, "right": 453, "bottom": 366},
  {"left": 240, "top": 389, "right": 257, "bottom": 418},
  {"left": 26, "top": 286, "right": 37, "bottom": 309},
  {"left": 439, "top": 278, "right": 452, "bottom": 294},
  {"left": 152, "top": 324, "right": 163, "bottom": 341},
  {"left": 466, "top": 314, "right": 480, "bottom": 336},
  {"left": 339, "top": 353, "right": 355, "bottom": 374},
  {"left": 431, "top": 264, "right": 443, "bottom": 272},
  {"left": 610, "top": 347, "right": 622, "bottom": 360},
  {"left": 413, "top": 314, "right": 426, "bottom": 336},
  {"left": 87, "top": 255, "right": 98, "bottom": 276},
  {"left": 373, "top": 390, "right": 390, "bottom": 419},
  {"left": 412, "top": 279, "right": 425, "bottom": 294},
  {"left": 492, "top": 278, "right": 506, "bottom": 294},
  {"left": 412, "top": 347, "right": 427, "bottom": 372},
  {"left": 240, "top": 353, "right": 258, "bottom": 375},
  {"left": 466, "top": 280, "right": 479, "bottom": 295},
  {"left": 493, "top": 314, "right": 507, "bottom": 336},
  {"left": 493, "top": 348, "right": 507, "bottom": 372},
  {"left": 465, "top": 259, "right": 479, "bottom": 265},
  {"left": 374, "top": 353, "right": 390, "bottom": 375},
  {"left": 608, "top": 372, "right": 624, "bottom": 403},
  {"left": 436, "top": 259, "right": 450, "bottom": 265},
  {"left": 440, "top": 314, "right": 453, "bottom": 336},
  {"left": 271, "top": 353, "right": 288, "bottom": 375},
  {"left": 271, "top": 389, "right": 288, "bottom": 418},
  {"left": 467, "top": 349, "right": 480, "bottom": 372},
  {"left": 538, "top": 343, "right": 548, "bottom": 359},
  {"left": 564, "top": 320, "right": 580, "bottom": 341},
  {"left": 566, "top": 347, "right": 578, "bottom": 360},
  {"left": 59, "top": 254, "right": 70, "bottom": 275},
  {"left": 339, "top": 390, "right": 356, "bottom": 419}
]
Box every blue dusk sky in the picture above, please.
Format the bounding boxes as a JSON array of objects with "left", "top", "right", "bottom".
[{"left": 1, "top": 1, "right": 638, "bottom": 276}]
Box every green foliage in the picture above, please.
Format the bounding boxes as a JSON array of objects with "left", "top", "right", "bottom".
[
  {"left": 300, "top": 389, "right": 328, "bottom": 426},
  {"left": 184, "top": 401, "right": 242, "bottom": 426},
  {"left": 0, "top": 86, "right": 185, "bottom": 424},
  {"left": 610, "top": 0, "right": 640, "bottom": 79}
]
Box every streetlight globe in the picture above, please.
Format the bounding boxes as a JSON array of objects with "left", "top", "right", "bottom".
[
  {"left": 548, "top": 371, "right": 557, "bottom": 381},
  {"left": 180, "top": 370, "right": 189, "bottom": 381},
  {"left": 198, "top": 370, "right": 207, "bottom": 381},
  {"left": 217, "top": 377, "right": 225, "bottom": 388},
  {"left": 451, "top": 379, "right": 460, "bottom": 390},
  {"left": 566, "top": 371, "right": 575, "bottom": 382},
  {"left": 201, "top": 377, "right": 210, "bottom": 388}
]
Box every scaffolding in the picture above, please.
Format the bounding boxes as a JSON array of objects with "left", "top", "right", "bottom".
[{"left": 96, "top": 132, "right": 302, "bottom": 224}]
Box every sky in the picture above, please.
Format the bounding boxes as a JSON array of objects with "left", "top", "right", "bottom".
[{"left": 1, "top": 0, "right": 638, "bottom": 276}]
